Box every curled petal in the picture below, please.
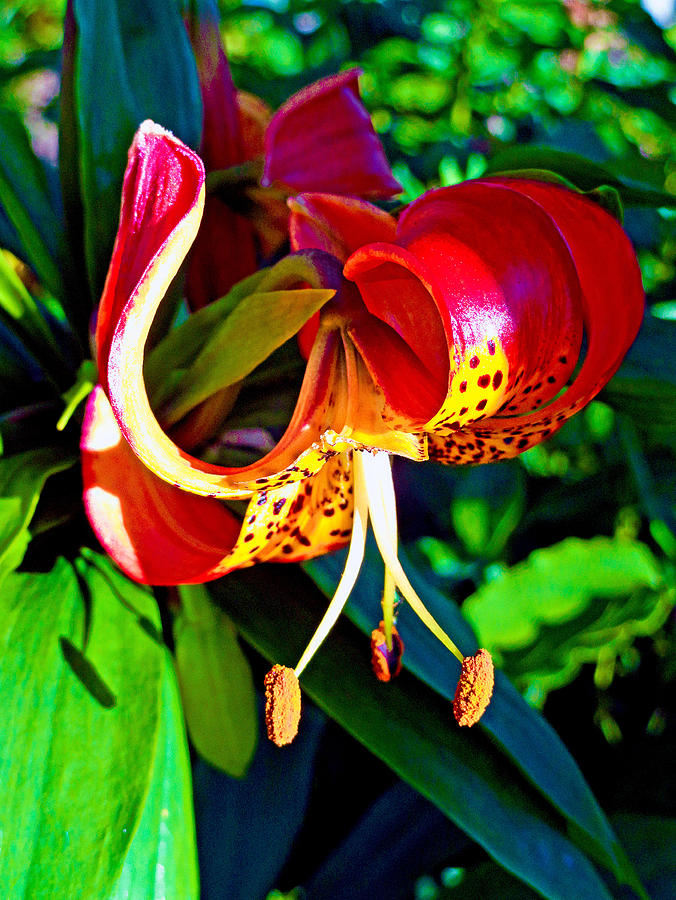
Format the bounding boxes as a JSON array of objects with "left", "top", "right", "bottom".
[
  {"left": 95, "top": 121, "right": 206, "bottom": 393},
  {"left": 81, "top": 387, "right": 241, "bottom": 585},
  {"left": 419, "top": 180, "right": 644, "bottom": 462},
  {"left": 262, "top": 70, "right": 401, "bottom": 198}
]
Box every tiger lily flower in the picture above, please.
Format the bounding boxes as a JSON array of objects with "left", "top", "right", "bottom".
[
  {"left": 81, "top": 123, "right": 644, "bottom": 743},
  {"left": 184, "top": 0, "right": 400, "bottom": 308}
]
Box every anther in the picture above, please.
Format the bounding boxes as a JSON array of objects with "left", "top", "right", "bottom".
[
  {"left": 264, "top": 664, "right": 301, "bottom": 746},
  {"left": 370, "top": 620, "right": 404, "bottom": 682},
  {"left": 453, "top": 649, "right": 494, "bottom": 727}
]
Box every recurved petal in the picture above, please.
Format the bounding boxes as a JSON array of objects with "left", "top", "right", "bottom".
[
  {"left": 262, "top": 70, "right": 401, "bottom": 198},
  {"left": 81, "top": 387, "right": 242, "bottom": 585},
  {"left": 95, "top": 120, "right": 206, "bottom": 392},
  {"left": 422, "top": 179, "right": 644, "bottom": 464}
]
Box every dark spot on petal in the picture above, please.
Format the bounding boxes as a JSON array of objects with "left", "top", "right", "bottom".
[
  {"left": 492, "top": 371, "right": 503, "bottom": 390},
  {"left": 487, "top": 340, "right": 495, "bottom": 355},
  {"left": 273, "top": 499, "right": 286, "bottom": 515},
  {"left": 559, "top": 355, "right": 567, "bottom": 365},
  {"left": 469, "top": 356, "right": 480, "bottom": 369},
  {"left": 478, "top": 374, "right": 490, "bottom": 388},
  {"left": 476, "top": 399, "right": 487, "bottom": 411},
  {"left": 517, "top": 438, "right": 529, "bottom": 449},
  {"left": 244, "top": 533, "right": 254, "bottom": 542},
  {"left": 547, "top": 375, "right": 556, "bottom": 384},
  {"left": 459, "top": 380, "right": 467, "bottom": 393},
  {"left": 460, "top": 407, "right": 468, "bottom": 415}
]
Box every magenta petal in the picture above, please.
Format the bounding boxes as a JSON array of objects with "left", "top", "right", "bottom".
[
  {"left": 81, "top": 387, "right": 242, "bottom": 585},
  {"left": 262, "top": 70, "right": 401, "bottom": 198}
]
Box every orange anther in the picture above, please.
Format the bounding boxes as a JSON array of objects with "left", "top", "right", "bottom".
[
  {"left": 453, "top": 649, "right": 494, "bottom": 727},
  {"left": 264, "top": 664, "right": 301, "bottom": 746}
]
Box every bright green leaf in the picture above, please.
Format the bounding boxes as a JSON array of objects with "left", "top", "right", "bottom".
[
  {"left": 0, "top": 551, "right": 165, "bottom": 899},
  {"left": 110, "top": 655, "right": 200, "bottom": 900},
  {"left": 462, "top": 536, "right": 673, "bottom": 699},
  {"left": 174, "top": 583, "right": 258, "bottom": 777},
  {"left": 153, "top": 287, "right": 334, "bottom": 426}
]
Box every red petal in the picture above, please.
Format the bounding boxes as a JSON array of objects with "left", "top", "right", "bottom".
[
  {"left": 95, "top": 121, "right": 205, "bottom": 391},
  {"left": 262, "top": 70, "right": 401, "bottom": 198},
  {"left": 289, "top": 192, "right": 396, "bottom": 260},
  {"left": 185, "top": 2, "right": 259, "bottom": 306},
  {"left": 419, "top": 179, "right": 644, "bottom": 463},
  {"left": 81, "top": 387, "right": 241, "bottom": 585},
  {"left": 186, "top": 0, "right": 246, "bottom": 172}
]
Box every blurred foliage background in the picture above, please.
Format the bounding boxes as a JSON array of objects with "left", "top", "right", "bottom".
[{"left": 1, "top": 0, "right": 675, "bottom": 897}]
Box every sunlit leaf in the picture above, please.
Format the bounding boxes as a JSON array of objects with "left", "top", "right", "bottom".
[
  {"left": 110, "top": 653, "right": 200, "bottom": 900},
  {"left": 0, "top": 551, "right": 164, "bottom": 899},
  {"left": 461, "top": 536, "right": 673, "bottom": 699}
]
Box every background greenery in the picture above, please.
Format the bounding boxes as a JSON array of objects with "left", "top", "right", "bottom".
[{"left": 0, "top": 0, "right": 675, "bottom": 898}]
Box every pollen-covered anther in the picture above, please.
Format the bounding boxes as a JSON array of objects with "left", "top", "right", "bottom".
[
  {"left": 370, "top": 620, "right": 404, "bottom": 682},
  {"left": 453, "top": 649, "right": 494, "bottom": 727},
  {"left": 264, "top": 664, "right": 301, "bottom": 746}
]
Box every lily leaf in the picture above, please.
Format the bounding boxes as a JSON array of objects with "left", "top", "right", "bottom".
[
  {"left": 604, "top": 314, "right": 676, "bottom": 438},
  {"left": 0, "top": 551, "right": 165, "bottom": 899},
  {"left": 461, "top": 536, "right": 673, "bottom": 701},
  {"left": 110, "top": 652, "right": 200, "bottom": 900},
  {"left": 174, "top": 583, "right": 258, "bottom": 777},
  {"left": 70, "top": 0, "right": 203, "bottom": 297},
  {"left": 306, "top": 539, "right": 643, "bottom": 897},
  {"left": 0, "top": 109, "right": 65, "bottom": 298},
  {"left": 485, "top": 146, "right": 676, "bottom": 208},
  {"left": 152, "top": 288, "right": 334, "bottom": 426},
  {"left": 214, "top": 565, "right": 627, "bottom": 900},
  {"left": 0, "top": 447, "right": 77, "bottom": 585}
]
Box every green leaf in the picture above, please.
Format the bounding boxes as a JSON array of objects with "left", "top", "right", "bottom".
[
  {"left": 174, "top": 583, "right": 258, "bottom": 777},
  {"left": 461, "top": 536, "right": 673, "bottom": 699},
  {"left": 0, "top": 250, "right": 73, "bottom": 383},
  {"left": 0, "top": 447, "right": 77, "bottom": 584},
  {"left": 110, "top": 653, "right": 200, "bottom": 900},
  {"left": 153, "top": 287, "right": 333, "bottom": 426},
  {"left": 306, "top": 539, "right": 643, "bottom": 897},
  {"left": 214, "top": 565, "right": 624, "bottom": 900},
  {"left": 71, "top": 0, "right": 203, "bottom": 296},
  {"left": 0, "top": 551, "right": 165, "bottom": 899},
  {"left": 0, "top": 109, "right": 65, "bottom": 297},
  {"left": 485, "top": 146, "right": 676, "bottom": 208},
  {"left": 604, "top": 315, "right": 676, "bottom": 438}
]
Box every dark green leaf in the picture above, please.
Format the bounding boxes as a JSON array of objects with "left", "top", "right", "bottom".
[
  {"left": 306, "top": 540, "right": 642, "bottom": 896},
  {"left": 214, "top": 565, "right": 624, "bottom": 900},
  {"left": 0, "top": 551, "right": 165, "bottom": 898},
  {"left": 0, "top": 109, "right": 65, "bottom": 297},
  {"left": 71, "top": 0, "right": 203, "bottom": 296},
  {"left": 174, "top": 584, "right": 258, "bottom": 777},
  {"left": 486, "top": 146, "right": 676, "bottom": 208},
  {"left": 604, "top": 315, "right": 676, "bottom": 438}
]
